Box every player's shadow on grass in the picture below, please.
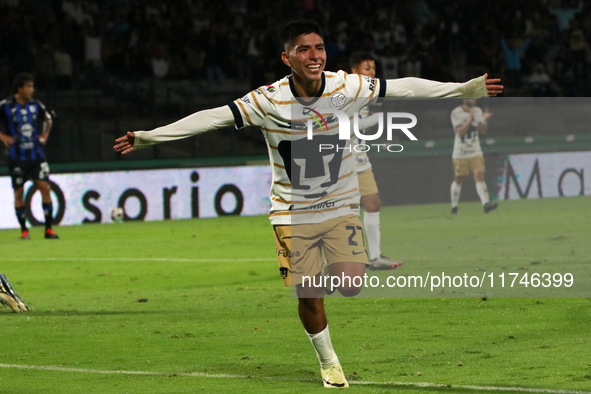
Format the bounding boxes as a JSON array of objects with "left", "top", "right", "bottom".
[
  {"left": 30, "top": 310, "right": 173, "bottom": 316},
  {"left": 346, "top": 382, "right": 547, "bottom": 393}
]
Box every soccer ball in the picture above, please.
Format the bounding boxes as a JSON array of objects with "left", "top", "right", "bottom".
[{"left": 110, "top": 207, "right": 124, "bottom": 223}]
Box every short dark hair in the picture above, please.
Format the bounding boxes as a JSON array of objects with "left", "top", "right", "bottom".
[
  {"left": 349, "top": 52, "right": 375, "bottom": 71},
  {"left": 282, "top": 20, "right": 323, "bottom": 48},
  {"left": 13, "top": 73, "right": 34, "bottom": 93}
]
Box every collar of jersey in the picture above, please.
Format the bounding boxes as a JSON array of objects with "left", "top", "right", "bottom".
[{"left": 288, "top": 72, "right": 326, "bottom": 106}]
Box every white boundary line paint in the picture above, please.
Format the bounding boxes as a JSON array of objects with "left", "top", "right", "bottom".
[
  {"left": 0, "top": 364, "right": 589, "bottom": 394},
  {"left": 0, "top": 256, "right": 564, "bottom": 263},
  {"left": 0, "top": 257, "right": 276, "bottom": 263}
]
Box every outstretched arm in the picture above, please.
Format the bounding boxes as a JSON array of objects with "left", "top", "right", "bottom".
[
  {"left": 385, "top": 73, "right": 503, "bottom": 98},
  {"left": 114, "top": 105, "right": 235, "bottom": 154}
]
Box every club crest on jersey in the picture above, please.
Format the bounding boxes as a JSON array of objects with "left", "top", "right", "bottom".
[
  {"left": 20, "top": 123, "right": 33, "bottom": 138},
  {"left": 266, "top": 85, "right": 276, "bottom": 93},
  {"left": 330, "top": 92, "right": 346, "bottom": 108}
]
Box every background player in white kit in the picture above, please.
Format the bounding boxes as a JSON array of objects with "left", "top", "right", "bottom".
[
  {"left": 115, "top": 21, "right": 503, "bottom": 389},
  {"left": 450, "top": 99, "right": 498, "bottom": 214},
  {"left": 349, "top": 52, "right": 402, "bottom": 270}
]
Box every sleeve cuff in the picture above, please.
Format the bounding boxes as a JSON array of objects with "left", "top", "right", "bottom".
[
  {"left": 378, "top": 78, "right": 387, "bottom": 98},
  {"left": 228, "top": 101, "right": 244, "bottom": 129}
]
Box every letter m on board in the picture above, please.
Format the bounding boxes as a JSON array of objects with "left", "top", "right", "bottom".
[{"left": 504, "top": 158, "right": 542, "bottom": 199}]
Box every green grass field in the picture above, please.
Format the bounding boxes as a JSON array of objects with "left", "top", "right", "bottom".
[{"left": 1, "top": 197, "right": 590, "bottom": 393}]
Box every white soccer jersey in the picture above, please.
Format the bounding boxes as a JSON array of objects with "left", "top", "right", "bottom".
[
  {"left": 353, "top": 107, "right": 373, "bottom": 173},
  {"left": 133, "top": 71, "right": 489, "bottom": 226},
  {"left": 229, "top": 71, "right": 383, "bottom": 225},
  {"left": 451, "top": 105, "right": 484, "bottom": 159}
]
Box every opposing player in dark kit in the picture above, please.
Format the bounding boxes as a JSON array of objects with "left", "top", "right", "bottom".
[{"left": 0, "top": 73, "right": 59, "bottom": 240}]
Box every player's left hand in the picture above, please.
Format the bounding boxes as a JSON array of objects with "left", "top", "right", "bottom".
[
  {"left": 484, "top": 73, "right": 503, "bottom": 96},
  {"left": 113, "top": 132, "right": 136, "bottom": 154},
  {"left": 38, "top": 134, "right": 47, "bottom": 145}
]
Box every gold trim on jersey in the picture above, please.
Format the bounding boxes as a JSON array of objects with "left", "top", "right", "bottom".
[
  {"left": 262, "top": 127, "right": 292, "bottom": 135},
  {"left": 274, "top": 181, "right": 291, "bottom": 187},
  {"left": 273, "top": 163, "right": 285, "bottom": 169},
  {"left": 338, "top": 171, "right": 354, "bottom": 181},
  {"left": 321, "top": 83, "right": 345, "bottom": 97},
  {"left": 263, "top": 80, "right": 351, "bottom": 105},
  {"left": 342, "top": 152, "right": 352, "bottom": 161},
  {"left": 236, "top": 100, "right": 253, "bottom": 126},
  {"left": 250, "top": 91, "right": 265, "bottom": 116},
  {"left": 262, "top": 115, "right": 355, "bottom": 136},
  {"left": 355, "top": 75, "right": 363, "bottom": 98},
  {"left": 269, "top": 202, "right": 358, "bottom": 217},
  {"left": 272, "top": 188, "right": 359, "bottom": 205},
  {"left": 266, "top": 97, "right": 293, "bottom": 105}
]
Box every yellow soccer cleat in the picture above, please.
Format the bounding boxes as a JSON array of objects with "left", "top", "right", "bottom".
[
  {"left": 0, "top": 273, "right": 30, "bottom": 313},
  {"left": 321, "top": 363, "right": 349, "bottom": 388}
]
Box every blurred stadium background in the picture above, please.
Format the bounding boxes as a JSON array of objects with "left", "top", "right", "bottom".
[
  {"left": 1, "top": 1, "right": 591, "bottom": 392},
  {"left": 1, "top": 0, "right": 591, "bottom": 166}
]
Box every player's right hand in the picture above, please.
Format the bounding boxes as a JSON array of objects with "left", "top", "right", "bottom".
[
  {"left": 113, "top": 132, "right": 136, "bottom": 154},
  {"left": 0, "top": 133, "right": 14, "bottom": 147}
]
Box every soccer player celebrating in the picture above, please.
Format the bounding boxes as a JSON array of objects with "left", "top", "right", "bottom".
[
  {"left": 0, "top": 73, "right": 59, "bottom": 240},
  {"left": 114, "top": 20, "right": 502, "bottom": 388},
  {"left": 450, "top": 99, "right": 498, "bottom": 214},
  {"left": 349, "top": 51, "right": 402, "bottom": 270}
]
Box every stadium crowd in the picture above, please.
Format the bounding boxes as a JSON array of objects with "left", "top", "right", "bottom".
[{"left": 1, "top": 0, "right": 590, "bottom": 96}]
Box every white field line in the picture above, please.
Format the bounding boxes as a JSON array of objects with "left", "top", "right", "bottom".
[
  {"left": 0, "top": 363, "right": 589, "bottom": 394},
  {"left": 0, "top": 257, "right": 276, "bottom": 263},
  {"left": 0, "top": 256, "right": 564, "bottom": 263}
]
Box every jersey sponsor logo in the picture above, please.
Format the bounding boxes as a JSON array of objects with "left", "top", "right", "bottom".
[
  {"left": 362, "top": 75, "right": 376, "bottom": 91},
  {"left": 330, "top": 92, "right": 346, "bottom": 108},
  {"left": 240, "top": 94, "right": 250, "bottom": 104},
  {"left": 20, "top": 142, "right": 34, "bottom": 150},
  {"left": 254, "top": 89, "right": 262, "bottom": 95},
  {"left": 277, "top": 249, "right": 300, "bottom": 258},
  {"left": 20, "top": 123, "right": 33, "bottom": 138},
  {"left": 288, "top": 200, "right": 336, "bottom": 211}
]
